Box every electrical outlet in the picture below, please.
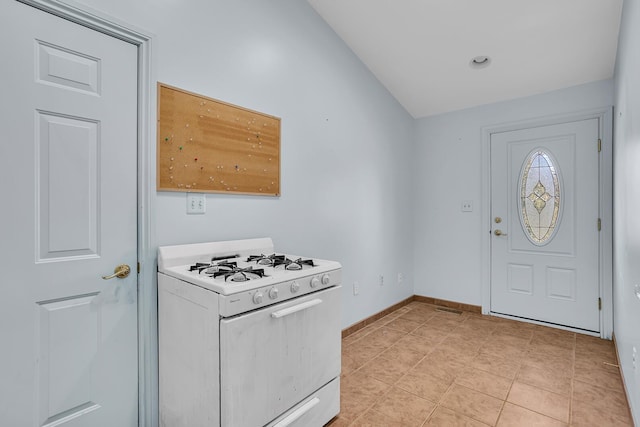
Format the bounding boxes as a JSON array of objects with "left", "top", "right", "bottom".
[
  {"left": 397, "top": 273, "right": 403, "bottom": 284},
  {"left": 353, "top": 282, "right": 359, "bottom": 295},
  {"left": 187, "top": 193, "right": 206, "bottom": 214},
  {"left": 379, "top": 275, "right": 384, "bottom": 286},
  {"left": 461, "top": 200, "right": 473, "bottom": 212}
]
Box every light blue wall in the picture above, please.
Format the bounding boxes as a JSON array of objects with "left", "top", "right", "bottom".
[
  {"left": 614, "top": 0, "right": 640, "bottom": 422},
  {"left": 73, "top": 0, "right": 416, "bottom": 329},
  {"left": 412, "top": 80, "right": 613, "bottom": 305},
  {"left": 63, "top": 0, "right": 638, "bottom": 423}
]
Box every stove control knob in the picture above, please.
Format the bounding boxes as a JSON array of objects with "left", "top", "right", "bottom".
[
  {"left": 310, "top": 276, "right": 320, "bottom": 288},
  {"left": 268, "top": 287, "right": 279, "bottom": 300},
  {"left": 253, "top": 291, "right": 264, "bottom": 305},
  {"left": 290, "top": 281, "right": 300, "bottom": 293},
  {"left": 321, "top": 274, "right": 331, "bottom": 285}
]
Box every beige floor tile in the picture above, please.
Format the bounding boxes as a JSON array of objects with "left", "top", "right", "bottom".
[
  {"left": 395, "top": 368, "right": 452, "bottom": 402},
  {"left": 399, "top": 310, "right": 435, "bottom": 324},
  {"left": 570, "top": 397, "right": 633, "bottom": 426},
  {"left": 490, "top": 326, "right": 534, "bottom": 341},
  {"left": 430, "top": 344, "right": 478, "bottom": 365},
  {"left": 521, "top": 350, "right": 574, "bottom": 373},
  {"left": 372, "top": 386, "right": 435, "bottom": 425},
  {"left": 414, "top": 350, "right": 466, "bottom": 383},
  {"left": 479, "top": 341, "right": 527, "bottom": 360},
  {"left": 338, "top": 302, "right": 633, "bottom": 427},
  {"left": 506, "top": 381, "right": 569, "bottom": 423},
  {"left": 573, "top": 361, "right": 624, "bottom": 391},
  {"left": 411, "top": 323, "right": 453, "bottom": 340},
  {"left": 340, "top": 371, "right": 390, "bottom": 422},
  {"left": 343, "top": 324, "right": 379, "bottom": 346},
  {"left": 424, "top": 406, "right": 490, "bottom": 427},
  {"left": 572, "top": 379, "right": 632, "bottom": 419},
  {"left": 455, "top": 368, "right": 513, "bottom": 400},
  {"left": 365, "top": 326, "right": 407, "bottom": 348},
  {"left": 325, "top": 414, "right": 352, "bottom": 427},
  {"left": 394, "top": 334, "right": 439, "bottom": 356},
  {"left": 350, "top": 409, "right": 401, "bottom": 427},
  {"left": 439, "top": 335, "right": 484, "bottom": 354},
  {"left": 357, "top": 354, "right": 415, "bottom": 385},
  {"left": 448, "top": 328, "right": 492, "bottom": 345},
  {"left": 440, "top": 384, "right": 504, "bottom": 426},
  {"left": 516, "top": 364, "right": 572, "bottom": 396},
  {"left": 384, "top": 317, "right": 423, "bottom": 333},
  {"left": 459, "top": 316, "right": 498, "bottom": 334},
  {"left": 379, "top": 343, "right": 425, "bottom": 366},
  {"left": 424, "top": 315, "right": 465, "bottom": 332},
  {"left": 530, "top": 331, "right": 575, "bottom": 350},
  {"left": 574, "top": 346, "right": 617, "bottom": 365},
  {"left": 341, "top": 352, "right": 360, "bottom": 377},
  {"left": 575, "top": 335, "right": 616, "bottom": 357},
  {"left": 468, "top": 352, "right": 521, "bottom": 380},
  {"left": 342, "top": 340, "right": 386, "bottom": 368},
  {"left": 488, "top": 331, "right": 532, "bottom": 348},
  {"left": 527, "top": 341, "right": 575, "bottom": 362},
  {"left": 496, "top": 402, "right": 567, "bottom": 427}
]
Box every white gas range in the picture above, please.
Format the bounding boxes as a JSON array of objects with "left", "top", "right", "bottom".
[{"left": 157, "top": 238, "right": 342, "bottom": 427}]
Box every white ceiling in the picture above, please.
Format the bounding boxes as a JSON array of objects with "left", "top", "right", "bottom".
[{"left": 308, "top": 0, "right": 624, "bottom": 118}]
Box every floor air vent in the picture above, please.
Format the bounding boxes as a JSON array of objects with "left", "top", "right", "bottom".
[{"left": 435, "top": 306, "right": 463, "bottom": 315}]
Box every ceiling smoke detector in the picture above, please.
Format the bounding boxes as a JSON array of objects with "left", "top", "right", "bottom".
[{"left": 470, "top": 55, "right": 491, "bottom": 69}]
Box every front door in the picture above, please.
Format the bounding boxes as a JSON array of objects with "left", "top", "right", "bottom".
[
  {"left": 490, "top": 119, "right": 600, "bottom": 332},
  {"left": 0, "top": 1, "right": 139, "bottom": 425}
]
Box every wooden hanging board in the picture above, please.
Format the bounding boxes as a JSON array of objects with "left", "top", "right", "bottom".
[{"left": 157, "top": 83, "right": 281, "bottom": 196}]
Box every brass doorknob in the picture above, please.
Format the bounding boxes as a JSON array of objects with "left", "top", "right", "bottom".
[
  {"left": 102, "top": 264, "right": 131, "bottom": 280},
  {"left": 494, "top": 229, "right": 508, "bottom": 237}
]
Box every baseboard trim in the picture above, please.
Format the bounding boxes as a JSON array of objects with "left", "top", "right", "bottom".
[
  {"left": 413, "top": 295, "right": 482, "bottom": 314},
  {"left": 612, "top": 332, "right": 636, "bottom": 424},
  {"left": 342, "top": 295, "right": 482, "bottom": 338}
]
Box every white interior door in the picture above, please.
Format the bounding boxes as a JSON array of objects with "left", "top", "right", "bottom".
[
  {"left": 0, "top": 1, "right": 139, "bottom": 425},
  {"left": 490, "top": 119, "right": 601, "bottom": 332}
]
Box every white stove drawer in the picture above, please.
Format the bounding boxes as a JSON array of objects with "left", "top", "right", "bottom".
[
  {"left": 267, "top": 378, "right": 339, "bottom": 427},
  {"left": 220, "top": 286, "right": 341, "bottom": 427}
]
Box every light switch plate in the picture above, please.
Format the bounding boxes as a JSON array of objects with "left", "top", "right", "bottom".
[{"left": 187, "top": 193, "right": 206, "bottom": 214}]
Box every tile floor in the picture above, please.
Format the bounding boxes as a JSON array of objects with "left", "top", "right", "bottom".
[{"left": 328, "top": 301, "right": 634, "bottom": 426}]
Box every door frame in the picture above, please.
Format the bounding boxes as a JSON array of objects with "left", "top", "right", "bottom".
[
  {"left": 481, "top": 107, "right": 613, "bottom": 338},
  {"left": 17, "top": 0, "right": 157, "bottom": 425}
]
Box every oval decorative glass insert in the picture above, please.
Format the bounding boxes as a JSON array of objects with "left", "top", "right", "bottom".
[{"left": 519, "top": 149, "right": 561, "bottom": 245}]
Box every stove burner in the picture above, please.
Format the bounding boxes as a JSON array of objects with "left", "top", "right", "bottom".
[
  {"left": 274, "top": 257, "right": 315, "bottom": 271},
  {"left": 213, "top": 266, "right": 266, "bottom": 282},
  {"left": 247, "top": 254, "right": 286, "bottom": 266},
  {"left": 189, "top": 261, "right": 237, "bottom": 275}
]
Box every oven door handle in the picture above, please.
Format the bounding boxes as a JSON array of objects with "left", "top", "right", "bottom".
[
  {"left": 272, "top": 397, "right": 320, "bottom": 427},
  {"left": 270, "top": 299, "right": 322, "bottom": 319}
]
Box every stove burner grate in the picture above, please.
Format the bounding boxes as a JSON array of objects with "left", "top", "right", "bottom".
[
  {"left": 247, "top": 254, "right": 286, "bottom": 266},
  {"left": 274, "top": 257, "right": 315, "bottom": 271},
  {"left": 213, "top": 266, "right": 266, "bottom": 282},
  {"left": 189, "top": 260, "right": 237, "bottom": 275}
]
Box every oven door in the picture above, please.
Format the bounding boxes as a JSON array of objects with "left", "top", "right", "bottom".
[{"left": 219, "top": 286, "right": 341, "bottom": 427}]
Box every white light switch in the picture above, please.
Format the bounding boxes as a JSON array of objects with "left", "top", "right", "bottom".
[{"left": 186, "top": 193, "right": 206, "bottom": 214}]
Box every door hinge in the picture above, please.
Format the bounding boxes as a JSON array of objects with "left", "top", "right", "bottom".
[
  {"left": 598, "top": 138, "right": 602, "bottom": 153},
  {"left": 597, "top": 218, "right": 602, "bottom": 231},
  {"left": 598, "top": 297, "right": 602, "bottom": 310},
  {"left": 137, "top": 262, "right": 140, "bottom": 274}
]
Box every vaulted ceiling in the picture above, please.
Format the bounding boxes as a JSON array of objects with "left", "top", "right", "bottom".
[{"left": 308, "top": 0, "right": 624, "bottom": 118}]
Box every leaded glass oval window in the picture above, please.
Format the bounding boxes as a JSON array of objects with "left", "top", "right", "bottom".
[{"left": 519, "top": 149, "right": 562, "bottom": 245}]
